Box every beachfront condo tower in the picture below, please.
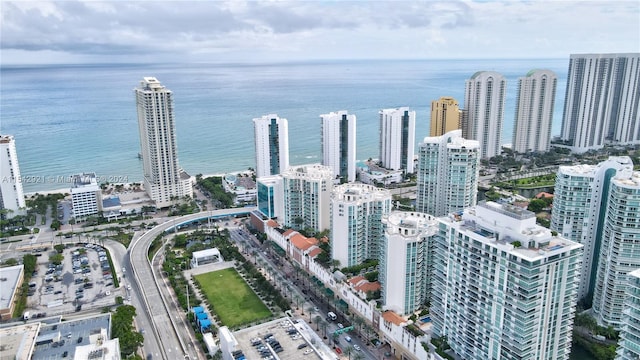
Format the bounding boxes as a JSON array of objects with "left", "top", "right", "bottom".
[
  {"left": 380, "top": 211, "right": 438, "bottom": 315},
  {"left": 379, "top": 107, "right": 416, "bottom": 174},
  {"left": 616, "top": 269, "right": 640, "bottom": 360},
  {"left": 135, "top": 77, "right": 193, "bottom": 208},
  {"left": 282, "top": 164, "right": 333, "bottom": 233},
  {"left": 512, "top": 69, "right": 557, "bottom": 153},
  {"left": 558, "top": 53, "right": 640, "bottom": 153},
  {"left": 330, "top": 183, "right": 391, "bottom": 268},
  {"left": 463, "top": 71, "right": 506, "bottom": 159},
  {"left": 429, "top": 97, "right": 462, "bottom": 137},
  {"left": 253, "top": 114, "right": 290, "bottom": 178},
  {"left": 431, "top": 201, "right": 583, "bottom": 360},
  {"left": 415, "top": 130, "right": 479, "bottom": 217},
  {"left": 0, "top": 135, "right": 26, "bottom": 218},
  {"left": 321, "top": 111, "right": 357, "bottom": 183},
  {"left": 551, "top": 157, "right": 634, "bottom": 304}
]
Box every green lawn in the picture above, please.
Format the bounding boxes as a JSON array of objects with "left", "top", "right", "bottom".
[{"left": 195, "top": 268, "right": 271, "bottom": 327}]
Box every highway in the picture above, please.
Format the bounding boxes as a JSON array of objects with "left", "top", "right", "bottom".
[{"left": 128, "top": 208, "right": 255, "bottom": 360}]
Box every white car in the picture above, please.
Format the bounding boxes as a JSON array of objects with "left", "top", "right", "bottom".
[
  {"left": 303, "top": 349, "right": 313, "bottom": 355},
  {"left": 353, "top": 344, "right": 361, "bottom": 351},
  {"left": 337, "top": 323, "right": 344, "bottom": 329},
  {"left": 344, "top": 336, "right": 352, "bottom": 342}
]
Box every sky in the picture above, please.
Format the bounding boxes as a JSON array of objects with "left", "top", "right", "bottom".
[{"left": 1, "top": 0, "right": 639, "bottom": 64}]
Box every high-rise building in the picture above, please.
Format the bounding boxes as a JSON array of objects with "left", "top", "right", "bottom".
[
  {"left": 592, "top": 170, "right": 640, "bottom": 327},
  {"left": 463, "top": 71, "right": 506, "bottom": 159},
  {"left": 415, "top": 130, "right": 479, "bottom": 217},
  {"left": 616, "top": 268, "right": 640, "bottom": 360},
  {"left": 282, "top": 164, "right": 333, "bottom": 232},
  {"left": 429, "top": 97, "right": 461, "bottom": 137},
  {"left": 321, "top": 111, "right": 357, "bottom": 183},
  {"left": 135, "top": 77, "right": 192, "bottom": 208},
  {"left": 0, "top": 135, "right": 26, "bottom": 218},
  {"left": 432, "top": 201, "right": 583, "bottom": 360},
  {"left": 551, "top": 157, "right": 634, "bottom": 302},
  {"left": 559, "top": 53, "right": 640, "bottom": 153},
  {"left": 379, "top": 107, "right": 416, "bottom": 174},
  {"left": 512, "top": 69, "right": 558, "bottom": 153},
  {"left": 330, "top": 184, "right": 391, "bottom": 268},
  {"left": 256, "top": 175, "right": 284, "bottom": 220},
  {"left": 70, "top": 173, "right": 102, "bottom": 219},
  {"left": 253, "top": 114, "right": 290, "bottom": 178},
  {"left": 380, "top": 211, "right": 437, "bottom": 315}
]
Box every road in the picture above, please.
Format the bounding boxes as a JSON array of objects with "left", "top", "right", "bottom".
[
  {"left": 128, "top": 208, "right": 254, "bottom": 360},
  {"left": 228, "top": 225, "right": 377, "bottom": 360}
]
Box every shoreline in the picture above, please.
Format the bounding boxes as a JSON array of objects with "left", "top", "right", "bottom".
[{"left": 23, "top": 171, "right": 254, "bottom": 198}]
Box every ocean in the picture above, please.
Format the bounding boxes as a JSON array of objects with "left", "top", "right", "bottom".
[{"left": 1, "top": 59, "right": 568, "bottom": 193}]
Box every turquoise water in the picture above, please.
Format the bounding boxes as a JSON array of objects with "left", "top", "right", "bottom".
[{"left": 1, "top": 59, "right": 568, "bottom": 192}]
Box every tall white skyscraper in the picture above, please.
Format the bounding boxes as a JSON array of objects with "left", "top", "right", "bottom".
[
  {"left": 616, "top": 269, "right": 640, "bottom": 360},
  {"left": 463, "top": 71, "right": 506, "bottom": 159},
  {"left": 415, "top": 130, "right": 479, "bottom": 217},
  {"left": 559, "top": 53, "right": 640, "bottom": 153},
  {"left": 0, "top": 135, "right": 26, "bottom": 218},
  {"left": 330, "top": 184, "right": 391, "bottom": 268},
  {"left": 253, "top": 114, "right": 289, "bottom": 178},
  {"left": 321, "top": 111, "right": 356, "bottom": 183},
  {"left": 282, "top": 164, "right": 333, "bottom": 232},
  {"left": 551, "top": 157, "right": 634, "bottom": 302},
  {"left": 380, "top": 211, "right": 437, "bottom": 315},
  {"left": 512, "top": 69, "right": 558, "bottom": 153},
  {"left": 135, "top": 77, "right": 192, "bottom": 208},
  {"left": 379, "top": 107, "right": 415, "bottom": 174},
  {"left": 432, "top": 201, "right": 583, "bottom": 360},
  {"left": 592, "top": 170, "right": 640, "bottom": 327}
]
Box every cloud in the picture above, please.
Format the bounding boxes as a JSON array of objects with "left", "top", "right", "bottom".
[{"left": 1, "top": 0, "right": 638, "bottom": 63}]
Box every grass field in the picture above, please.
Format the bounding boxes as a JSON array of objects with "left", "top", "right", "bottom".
[{"left": 195, "top": 268, "right": 271, "bottom": 328}]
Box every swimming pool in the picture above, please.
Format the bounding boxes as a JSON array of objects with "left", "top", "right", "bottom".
[{"left": 420, "top": 316, "right": 431, "bottom": 323}]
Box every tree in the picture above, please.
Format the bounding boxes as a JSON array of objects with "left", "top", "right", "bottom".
[
  {"left": 2, "top": 258, "right": 17, "bottom": 266},
  {"left": 527, "top": 199, "right": 547, "bottom": 213},
  {"left": 307, "top": 305, "right": 315, "bottom": 323},
  {"left": 314, "top": 315, "right": 322, "bottom": 330},
  {"left": 54, "top": 244, "right": 65, "bottom": 253},
  {"left": 50, "top": 220, "right": 61, "bottom": 231},
  {"left": 50, "top": 253, "right": 64, "bottom": 265}
]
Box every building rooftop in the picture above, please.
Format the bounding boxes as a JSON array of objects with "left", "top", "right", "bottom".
[
  {"left": 445, "top": 201, "right": 583, "bottom": 262},
  {"left": 290, "top": 233, "right": 318, "bottom": 251},
  {"left": 0, "top": 264, "right": 24, "bottom": 311},
  {"left": 73, "top": 328, "right": 121, "bottom": 360},
  {"left": 32, "top": 313, "right": 111, "bottom": 360},
  {"left": 71, "top": 173, "right": 98, "bottom": 188},
  {"left": 192, "top": 248, "right": 221, "bottom": 258},
  {"left": 381, "top": 311, "right": 406, "bottom": 326},
  {"left": 0, "top": 322, "right": 41, "bottom": 360}
]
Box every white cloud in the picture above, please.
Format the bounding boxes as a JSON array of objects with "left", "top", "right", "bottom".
[{"left": 1, "top": 0, "right": 638, "bottom": 64}]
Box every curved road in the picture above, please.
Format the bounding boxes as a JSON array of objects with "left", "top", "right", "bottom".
[{"left": 128, "top": 208, "right": 255, "bottom": 360}]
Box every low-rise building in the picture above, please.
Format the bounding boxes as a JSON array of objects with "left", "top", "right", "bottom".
[
  {"left": 0, "top": 322, "right": 40, "bottom": 359},
  {"left": 191, "top": 248, "right": 223, "bottom": 268},
  {"left": 70, "top": 172, "right": 102, "bottom": 219},
  {"left": 0, "top": 264, "right": 24, "bottom": 320},
  {"left": 223, "top": 173, "right": 257, "bottom": 204},
  {"left": 357, "top": 161, "right": 404, "bottom": 186},
  {"left": 73, "top": 328, "right": 121, "bottom": 360}
]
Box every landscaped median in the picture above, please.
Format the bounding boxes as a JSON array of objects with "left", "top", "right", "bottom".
[{"left": 194, "top": 268, "right": 271, "bottom": 328}]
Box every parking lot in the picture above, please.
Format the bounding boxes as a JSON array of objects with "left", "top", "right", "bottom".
[
  {"left": 233, "top": 317, "right": 323, "bottom": 360},
  {"left": 26, "top": 243, "right": 125, "bottom": 316}
]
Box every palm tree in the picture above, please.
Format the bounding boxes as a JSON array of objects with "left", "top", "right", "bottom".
[
  {"left": 344, "top": 345, "right": 354, "bottom": 360},
  {"left": 320, "top": 320, "right": 328, "bottom": 339},
  {"left": 353, "top": 316, "right": 364, "bottom": 337},
  {"left": 307, "top": 305, "right": 315, "bottom": 323},
  {"left": 314, "top": 315, "right": 322, "bottom": 330},
  {"left": 352, "top": 352, "right": 364, "bottom": 360},
  {"left": 294, "top": 295, "right": 301, "bottom": 310}
]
